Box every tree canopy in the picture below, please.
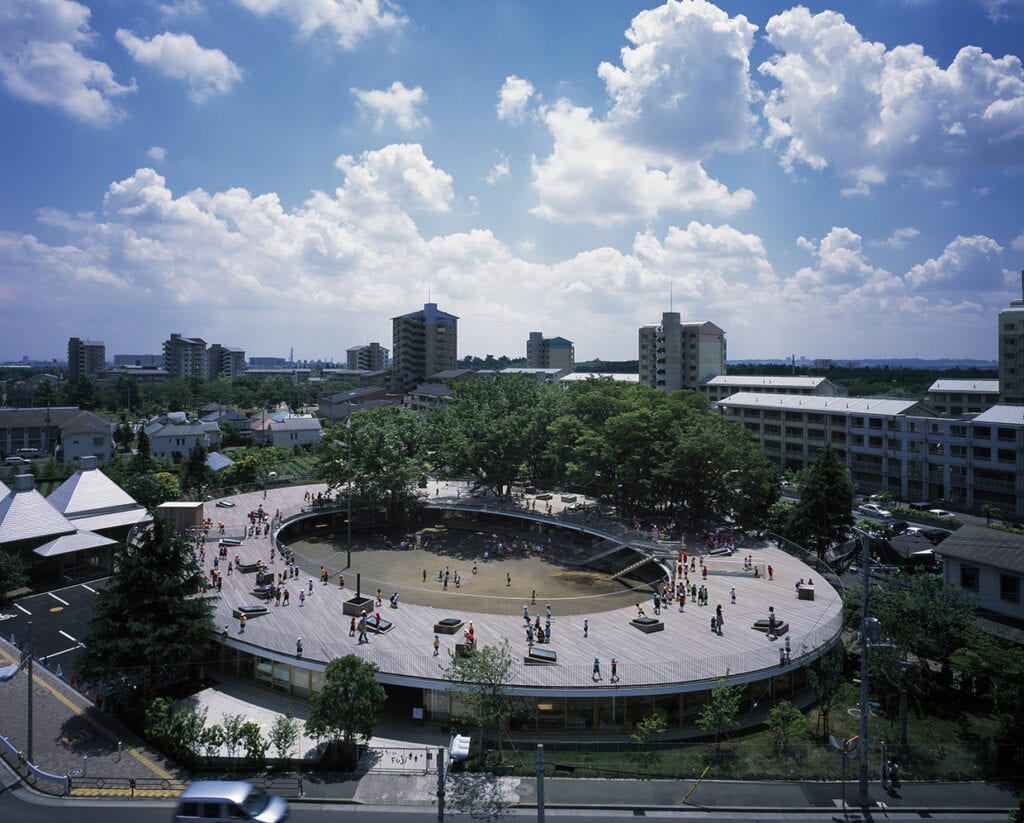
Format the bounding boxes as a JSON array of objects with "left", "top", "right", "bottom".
[
  {"left": 305, "top": 655, "right": 386, "bottom": 766},
  {"left": 76, "top": 518, "right": 215, "bottom": 704},
  {"left": 786, "top": 446, "right": 855, "bottom": 558}
]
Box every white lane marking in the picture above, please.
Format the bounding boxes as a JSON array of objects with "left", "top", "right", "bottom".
[
  {"left": 43, "top": 645, "right": 81, "bottom": 659},
  {"left": 59, "top": 630, "right": 79, "bottom": 643},
  {"left": 81, "top": 584, "right": 97, "bottom": 594},
  {"left": 15, "top": 604, "right": 31, "bottom": 615},
  {"left": 48, "top": 592, "right": 70, "bottom": 606}
]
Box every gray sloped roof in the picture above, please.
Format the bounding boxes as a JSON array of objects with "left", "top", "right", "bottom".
[
  {"left": 0, "top": 483, "right": 77, "bottom": 544},
  {"left": 47, "top": 465, "right": 140, "bottom": 517},
  {"left": 934, "top": 523, "right": 1024, "bottom": 575},
  {"left": 33, "top": 530, "right": 117, "bottom": 558}
]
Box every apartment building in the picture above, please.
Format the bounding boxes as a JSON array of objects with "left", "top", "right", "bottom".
[
  {"left": 346, "top": 342, "right": 389, "bottom": 371},
  {"left": 392, "top": 303, "right": 458, "bottom": 393},
  {"left": 717, "top": 393, "right": 1024, "bottom": 517},
  {"left": 526, "top": 332, "right": 574, "bottom": 371},
  {"left": 638, "top": 312, "right": 725, "bottom": 392},
  {"left": 998, "top": 271, "right": 1024, "bottom": 404},
  {"left": 207, "top": 343, "right": 246, "bottom": 380},
  {"left": 163, "top": 333, "right": 208, "bottom": 379},
  {"left": 67, "top": 337, "right": 105, "bottom": 382},
  {"left": 926, "top": 379, "right": 1000, "bottom": 417},
  {"left": 701, "top": 375, "right": 841, "bottom": 404}
]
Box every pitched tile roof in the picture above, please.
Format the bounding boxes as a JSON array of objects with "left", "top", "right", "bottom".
[{"left": 935, "top": 523, "right": 1024, "bottom": 575}]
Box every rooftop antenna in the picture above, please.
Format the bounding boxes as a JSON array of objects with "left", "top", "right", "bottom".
[
  {"left": 669, "top": 282, "right": 673, "bottom": 313},
  {"left": 428, "top": 282, "right": 432, "bottom": 304}
]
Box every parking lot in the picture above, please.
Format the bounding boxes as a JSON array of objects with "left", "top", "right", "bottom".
[{"left": 0, "top": 580, "right": 107, "bottom": 676}]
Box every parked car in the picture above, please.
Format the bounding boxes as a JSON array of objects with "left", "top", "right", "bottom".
[
  {"left": 3, "top": 456, "right": 29, "bottom": 466},
  {"left": 928, "top": 508, "right": 955, "bottom": 519},
  {"left": 858, "top": 503, "right": 892, "bottom": 518}
]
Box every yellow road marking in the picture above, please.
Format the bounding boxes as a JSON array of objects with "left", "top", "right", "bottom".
[{"left": 0, "top": 646, "right": 176, "bottom": 781}]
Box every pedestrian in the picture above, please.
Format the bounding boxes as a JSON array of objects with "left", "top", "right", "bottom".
[
  {"left": 339, "top": 574, "right": 345, "bottom": 588},
  {"left": 375, "top": 612, "right": 382, "bottom": 630},
  {"left": 546, "top": 603, "right": 552, "bottom": 619},
  {"left": 377, "top": 588, "right": 383, "bottom": 606},
  {"left": 716, "top": 604, "right": 724, "bottom": 634},
  {"left": 296, "top": 637, "right": 303, "bottom": 656},
  {"left": 222, "top": 625, "right": 228, "bottom": 642},
  {"left": 283, "top": 589, "right": 290, "bottom": 605},
  {"left": 768, "top": 564, "right": 774, "bottom": 581},
  {"left": 358, "top": 615, "right": 368, "bottom": 643},
  {"left": 239, "top": 614, "right": 247, "bottom": 634},
  {"left": 532, "top": 589, "right": 536, "bottom": 604},
  {"left": 350, "top": 617, "right": 356, "bottom": 636},
  {"left": 433, "top": 634, "right": 440, "bottom": 656},
  {"left": 767, "top": 606, "right": 776, "bottom": 637},
  {"left": 227, "top": 561, "right": 233, "bottom": 575},
  {"left": 730, "top": 587, "right": 736, "bottom": 604},
  {"left": 506, "top": 572, "right": 511, "bottom": 587},
  {"left": 423, "top": 569, "right": 427, "bottom": 582},
  {"left": 299, "top": 590, "right": 305, "bottom": 606},
  {"left": 472, "top": 560, "right": 478, "bottom": 574},
  {"left": 275, "top": 588, "right": 281, "bottom": 606},
  {"left": 583, "top": 618, "right": 589, "bottom": 638},
  {"left": 308, "top": 579, "right": 313, "bottom": 595},
  {"left": 610, "top": 657, "right": 618, "bottom": 682},
  {"left": 779, "top": 646, "right": 786, "bottom": 666},
  {"left": 593, "top": 657, "right": 602, "bottom": 681}
]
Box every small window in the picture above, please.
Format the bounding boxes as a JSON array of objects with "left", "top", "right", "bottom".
[
  {"left": 178, "top": 802, "right": 200, "bottom": 817},
  {"left": 1000, "top": 574, "right": 1021, "bottom": 603},
  {"left": 960, "top": 566, "right": 979, "bottom": 591},
  {"left": 201, "top": 802, "right": 222, "bottom": 818}
]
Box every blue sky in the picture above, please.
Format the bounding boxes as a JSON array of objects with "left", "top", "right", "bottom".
[{"left": 2, "top": 0, "right": 1023, "bottom": 364}]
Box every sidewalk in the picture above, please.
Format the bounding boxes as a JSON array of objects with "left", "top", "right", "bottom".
[{"left": 0, "top": 637, "right": 1018, "bottom": 812}]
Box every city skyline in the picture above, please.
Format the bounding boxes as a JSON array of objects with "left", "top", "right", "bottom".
[{"left": 2, "top": 0, "right": 1023, "bottom": 364}]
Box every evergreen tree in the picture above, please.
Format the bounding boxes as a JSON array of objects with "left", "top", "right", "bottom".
[
  {"left": 76, "top": 517, "right": 215, "bottom": 705},
  {"left": 181, "top": 443, "right": 212, "bottom": 497},
  {"left": 789, "top": 445, "right": 855, "bottom": 559}
]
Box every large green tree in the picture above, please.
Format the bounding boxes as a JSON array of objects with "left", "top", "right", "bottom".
[
  {"left": 305, "top": 655, "right": 386, "bottom": 768},
  {"left": 428, "top": 375, "right": 560, "bottom": 496},
  {"left": 318, "top": 407, "right": 423, "bottom": 523},
  {"left": 697, "top": 673, "right": 743, "bottom": 753},
  {"left": 77, "top": 518, "right": 215, "bottom": 704},
  {"left": 788, "top": 446, "right": 855, "bottom": 559},
  {"left": 0, "top": 548, "right": 28, "bottom": 600}
]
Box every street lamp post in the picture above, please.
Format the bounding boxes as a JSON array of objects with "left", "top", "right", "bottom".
[{"left": 346, "top": 416, "right": 352, "bottom": 569}]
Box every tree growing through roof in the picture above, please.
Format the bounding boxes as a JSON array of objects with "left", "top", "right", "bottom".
[
  {"left": 305, "top": 655, "right": 386, "bottom": 770},
  {"left": 76, "top": 517, "right": 215, "bottom": 706},
  {"left": 441, "top": 640, "right": 520, "bottom": 767}
]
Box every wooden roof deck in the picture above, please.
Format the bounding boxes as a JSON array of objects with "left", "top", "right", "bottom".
[{"left": 203, "top": 482, "right": 843, "bottom": 695}]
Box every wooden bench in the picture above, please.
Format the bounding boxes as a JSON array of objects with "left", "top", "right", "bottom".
[
  {"left": 433, "top": 618, "right": 464, "bottom": 635},
  {"left": 752, "top": 618, "right": 789, "bottom": 635},
  {"left": 231, "top": 605, "right": 269, "bottom": 619},
  {"left": 631, "top": 617, "right": 665, "bottom": 633},
  {"left": 525, "top": 647, "right": 558, "bottom": 665}
]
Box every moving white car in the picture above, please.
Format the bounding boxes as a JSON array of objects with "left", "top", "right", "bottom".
[
  {"left": 858, "top": 502, "right": 892, "bottom": 518},
  {"left": 928, "top": 508, "right": 954, "bottom": 518}
]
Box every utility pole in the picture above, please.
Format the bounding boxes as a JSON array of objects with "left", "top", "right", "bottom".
[
  {"left": 346, "top": 416, "right": 352, "bottom": 569},
  {"left": 536, "top": 743, "right": 545, "bottom": 823}
]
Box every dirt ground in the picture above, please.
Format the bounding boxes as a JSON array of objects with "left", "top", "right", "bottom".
[{"left": 286, "top": 525, "right": 652, "bottom": 615}]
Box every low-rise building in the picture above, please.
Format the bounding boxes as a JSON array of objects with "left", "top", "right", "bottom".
[
  {"left": 0, "top": 407, "right": 112, "bottom": 463},
  {"left": 144, "top": 418, "right": 211, "bottom": 461},
  {"left": 701, "top": 375, "right": 842, "bottom": 403},
  {"left": 926, "top": 379, "right": 1000, "bottom": 417},
  {"left": 936, "top": 523, "right": 1024, "bottom": 628},
  {"left": 254, "top": 416, "right": 322, "bottom": 448},
  {"left": 404, "top": 383, "right": 453, "bottom": 412}
]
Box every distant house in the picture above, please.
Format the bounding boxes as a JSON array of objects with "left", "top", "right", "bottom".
[
  {"left": 404, "top": 383, "right": 453, "bottom": 412},
  {"left": 936, "top": 523, "right": 1024, "bottom": 633},
  {"left": 318, "top": 387, "right": 397, "bottom": 422},
  {"left": 256, "top": 416, "right": 322, "bottom": 449},
  {"left": 0, "top": 407, "right": 112, "bottom": 463},
  {"left": 199, "top": 405, "right": 253, "bottom": 431},
  {"left": 145, "top": 418, "right": 211, "bottom": 461}
]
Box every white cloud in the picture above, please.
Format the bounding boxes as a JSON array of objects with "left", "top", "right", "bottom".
[
  {"left": 496, "top": 75, "right": 534, "bottom": 122},
  {"left": 977, "top": 0, "right": 1024, "bottom": 21},
  {"left": 1012, "top": 233, "right": 1024, "bottom": 252},
  {"left": 872, "top": 227, "right": 920, "bottom": 249},
  {"left": 484, "top": 156, "right": 510, "bottom": 186},
  {"left": 598, "top": 0, "right": 758, "bottom": 160},
  {"left": 147, "top": 145, "right": 168, "bottom": 162},
  {"left": 530, "top": 101, "right": 754, "bottom": 226},
  {"left": 351, "top": 81, "right": 428, "bottom": 131},
  {"left": 904, "top": 235, "right": 1003, "bottom": 289},
  {"left": 0, "top": 0, "right": 136, "bottom": 125},
  {"left": 232, "top": 0, "right": 406, "bottom": 50},
  {"left": 156, "top": 0, "right": 205, "bottom": 18},
  {"left": 760, "top": 7, "right": 1024, "bottom": 192},
  {"left": 528, "top": 1, "right": 757, "bottom": 226},
  {"left": 116, "top": 30, "right": 242, "bottom": 103},
  {"left": 333, "top": 143, "right": 453, "bottom": 214}
]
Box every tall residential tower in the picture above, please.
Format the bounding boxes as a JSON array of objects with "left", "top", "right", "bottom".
[
  {"left": 999, "top": 271, "right": 1024, "bottom": 404},
  {"left": 391, "top": 303, "right": 458, "bottom": 392},
  {"left": 638, "top": 313, "right": 726, "bottom": 392}
]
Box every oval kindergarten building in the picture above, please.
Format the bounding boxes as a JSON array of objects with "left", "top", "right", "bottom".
[{"left": 205, "top": 485, "right": 843, "bottom": 735}]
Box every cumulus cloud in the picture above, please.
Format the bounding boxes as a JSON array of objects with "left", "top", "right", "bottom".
[
  {"left": 904, "top": 235, "right": 1003, "bottom": 289},
  {"left": 116, "top": 30, "right": 242, "bottom": 103},
  {"left": 147, "top": 145, "right": 168, "bottom": 162},
  {"left": 0, "top": 0, "right": 136, "bottom": 125},
  {"left": 351, "top": 81, "right": 428, "bottom": 131},
  {"left": 333, "top": 143, "right": 453, "bottom": 214},
  {"left": 529, "top": 1, "right": 757, "bottom": 226},
  {"left": 484, "top": 156, "right": 510, "bottom": 185},
  {"left": 530, "top": 101, "right": 754, "bottom": 225},
  {"left": 232, "top": 0, "right": 406, "bottom": 50},
  {"left": 760, "top": 7, "right": 1024, "bottom": 192},
  {"left": 872, "top": 227, "right": 920, "bottom": 249},
  {"left": 598, "top": 0, "right": 758, "bottom": 160},
  {"left": 496, "top": 75, "right": 534, "bottom": 122}
]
